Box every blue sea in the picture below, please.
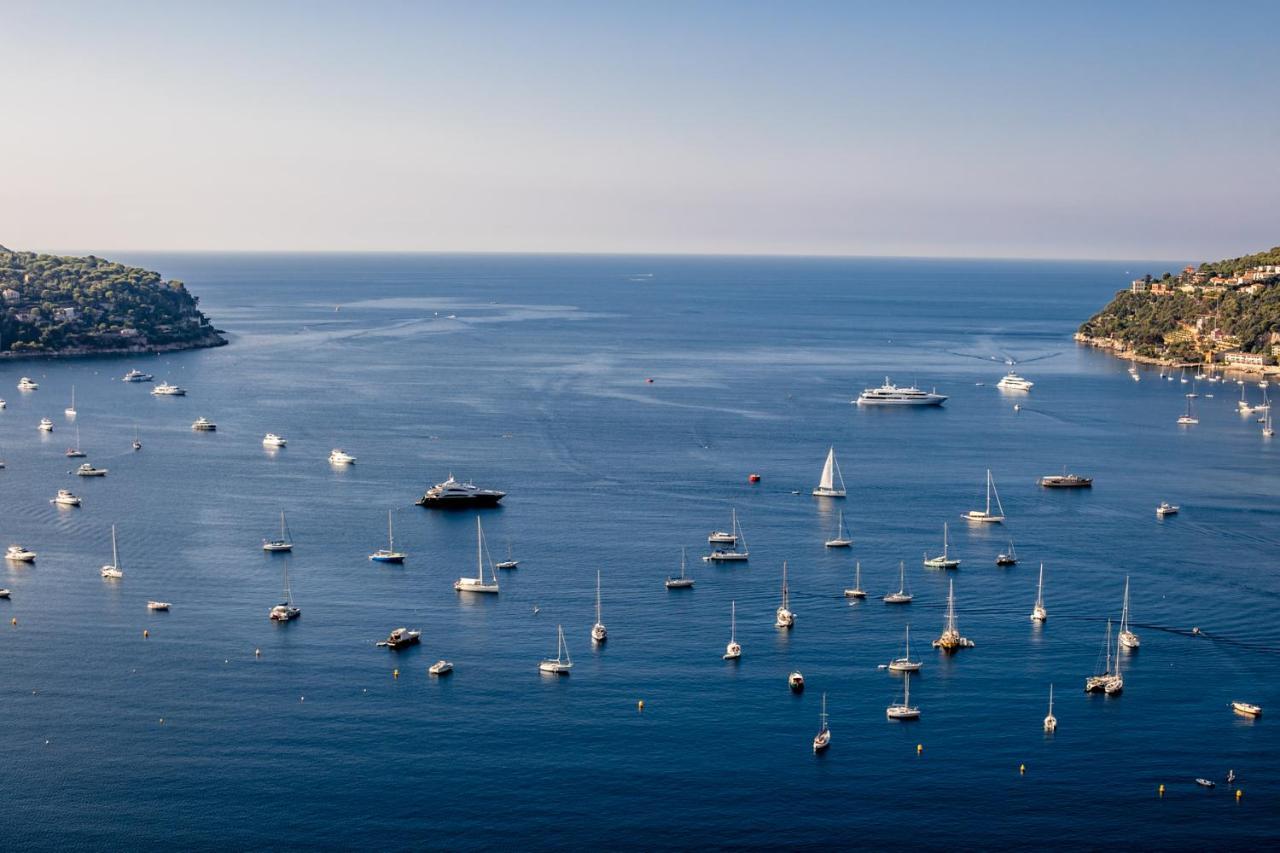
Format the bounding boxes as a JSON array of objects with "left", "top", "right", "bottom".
[{"left": 2, "top": 254, "right": 1276, "bottom": 850}]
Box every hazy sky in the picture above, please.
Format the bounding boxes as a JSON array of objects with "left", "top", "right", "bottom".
[{"left": 1, "top": 1, "right": 1276, "bottom": 259}]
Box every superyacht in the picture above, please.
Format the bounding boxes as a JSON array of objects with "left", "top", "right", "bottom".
[
  {"left": 855, "top": 377, "right": 947, "bottom": 407},
  {"left": 416, "top": 473, "right": 506, "bottom": 508}
]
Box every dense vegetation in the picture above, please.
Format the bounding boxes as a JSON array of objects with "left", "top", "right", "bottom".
[
  {"left": 0, "top": 245, "right": 223, "bottom": 354},
  {"left": 1200, "top": 246, "right": 1280, "bottom": 277}
]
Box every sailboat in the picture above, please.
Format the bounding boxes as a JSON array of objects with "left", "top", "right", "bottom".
[
  {"left": 1085, "top": 620, "right": 1115, "bottom": 692},
  {"left": 963, "top": 469, "right": 1006, "bottom": 523},
  {"left": 812, "top": 446, "right": 847, "bottom": 497},
  {"left": 1177, "top": 393, "right": 1198, "bottom": 425},
  {"left": 705, "top": 509, "right": 749, "bottom": 561},
  {"left": 263, "top": 510, "right": 293, "bottom": 552},
  {"left": 932, "top": 578, "right": 974, "bottom": 649},
  {"left": 886, "top": 670, "right": 920, "bottom": 720},
  {"left": 883, "top": 560, "right": 913, "bottom": 603},
  {"left": 269, "top": 560, "right": 301, "bottom": 621},
  {"left": 665, "top": 548, "right": 694, "bottom": 589},
  {"left": 100, "top": 524, "right": 124, "bottom": 579},
  {"left": 495, "top": 542, "right": 519, "bottom": 570},
  {"left": 723, "top": 600, "right": 741, "bottom": 659},
  {"left": 1118, "top": 576, "right": 1140, "bottom": 649},
  {"left": 65, "top": 385, "right": 76, "bottom": 417},
  {"left": 824, "top": 510, "right": 852, "bottom": 547},
  {"left": 775, "top": 561, "right": 795, "bottom": 628},
  {"left": 888, "top": 625, "right": 922, "bottom": 672},
  {"left": 844, "top": 561, "right": 866, "bottom": 598},
  {"left": 1106, "top": 640, "right": 1124, "bottom": 694},
  {"left": 923, "top": 521, "right": 960, "bottom": 568},
  {"left": 1044, "top": 684, "right": 1057, "bottom": 732},
  {"left": 1030, "top": 563, "right": 1047, "bottom": 622},
  {"left": 539, "top": 624, "right": 572, "bottom": 674},
  {"left": 132, "top": 426, "right": 142, "bottom": 451},
  {"left": 591, "top": 570, "right": 607, "bottom": 642},
  {"left": 369, "top": 510, "right": 406, "bottom": 563},
  {"left": 1264, "top": 409, "right": 1274, "bottom": 438},
  {"left": 65, "top": 426, "right": 87, "bottom": 458},
  {"left": 454, "top": 517, "right": 500, "bottom": 592},
  {"left": 812, "top": 692, "right": 832, "bottom": 752}
]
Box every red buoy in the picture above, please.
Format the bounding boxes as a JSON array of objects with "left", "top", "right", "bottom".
[{"left": 748, "top": 473, "right": 761, "bottom": 483}]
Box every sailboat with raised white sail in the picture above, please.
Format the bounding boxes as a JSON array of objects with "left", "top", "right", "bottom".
[
  {"left": 591, "top": 570, "right": 607, "bottom": 642},
  {"left": 775, "top": 561, "right": 794, "bottom": 628},
  {"left": 963, "top": 469, "right": 1006, "bottom": 523},
  {"left": 812, "top": 446, "right": 847, "bottom": 497},
  {"left": 888, "top": 624, "right": 921, "bottom": 672},
  {"left": 100, "top": 524, "right": 124, "bottom": 579},
  {"left": 844, "top": 561, "right": 866, "bottom": 599},
  {"left": 454, "top": 516, "right": 499, "bottom": 592},
  {"left": 369, "top": 509, "right": 406, "bottom": 563},
  {"left": 665, "top": 548, "right": 694, "bottom": 589},
  {"left": 825, "top": 510, "right": 852, "bottom": 547},
  {"left": 1030, "top": 563, "right": 1047, "bottom": 622},
  {"left": 263, "top": 510, "right": 294, "bottom": 552},
  {"left": 923, "top": 521, "right": 960, "bottom": 569},
  {"left": 1118, "top": 576, "right": 1139, "bottom": 649},
  {"left": 723, "top": 600, "right": 741, "bottom": 659}
]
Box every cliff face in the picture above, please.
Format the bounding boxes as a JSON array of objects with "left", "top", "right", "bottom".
[{"left": 0, "top": 246, "right": 226, "bottom": 357}]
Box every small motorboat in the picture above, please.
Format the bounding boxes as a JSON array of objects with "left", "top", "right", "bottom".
[
  {"left": 429, "top": 660, "right": 453, "bottom": 676},
  {"left": 147, "top": 601, "right": 171, "bottom": 611},
  {"left": 1195, "top": 778, "right": 1216, "bottom": 788},
  {"left": 263, "top": 433, "right": 287, "bottom": 448},
  {"left": 75, "top": 463, "right": 108, "bottom": 477},
  {"left": 5, "top": 545, "right": 36, "bottom": 562},
  {"left": 377, "top": 627, "right": 421, "bottom": 649},
  {"left": 38, "top": 418, "right": 54, "bottom": 432},
  {"left": 329, "top": 448, "right": 356, "bottom": 465},
  {"left": 0, "top": 588, "right": 10, "bottom": 598},
  {"left": 788, "top": 671, "right": 805, "bottom": 692},
  {"left": 1156, "top": 502, "right": 1179, "bottom": 517},
  {"left": 1231, "top": 701, "right": 1262, "bottom": 717},
  {"left": 53, "top": 489, "right": 82, "bottom": 507},
  {"left": 191, "top": 417, "right": 217, "bottom": 431},
  {"left": 1191, "top": 626, "right": 1202, "bottom": 636}
]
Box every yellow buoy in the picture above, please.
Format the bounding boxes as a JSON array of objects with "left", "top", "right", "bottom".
[
  {"left": 143, "top": 629, "right": 149, "bottom": 638},
  {"left": 637, "top": 700, "right": 644, "bottom": 712},
  {"left": 393, "top": 668, "right": 399, "bottom": 679},
  {"left": 916, "top": 743, "right": 923, "bottom": 754},
  {"left": 1159, "top": 784, "right": 1165, "bottom": 796},
  {"left": 1236, "top": 789, "right": 1243, "bottom": 800},
  {"left": 10, "top": 618, "right": 16, "bottom": 626},
  {"left": 1019, "top": 764, "right": 1026, "bottom": 775}
]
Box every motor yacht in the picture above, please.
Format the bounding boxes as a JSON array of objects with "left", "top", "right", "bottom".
[
  {"left": 76, "top": 463, "right": 108, "bottom": 477},
  {"left": 17, "top": 377, "right": 39, "bottom": 391},
  {"left": 151, "top": 382, "right": 186, "bottom": 396},
  {"left": 5, "top": 545, "right": 36, "bottom": 562},
  {"left": 429, "top": 660, "right": 454, "bottom": 676},
  {"left": 377, "top": 627, "right": 422, "bottom": 649},
  {"left": 1038, "top": 471, "right": 1093, "bottom": 488},
  {"left": 38, "top": 418, "right": 54, "bottom": 432},
  {"left": 416, "top": 473, "right": 505, "bottom": 507},
  {"left": 855, "top": 377, "right": 947, "bottom": 406},
  {"left": 1156, "top": 502, "right": 1178, "bottom": 517},
  {"left": 328, "top": 448, "right": 357, "bottom": 465},
  {"left": 0, "top": 588, "right": 9, "bottom": 598},
  {"left": 122, "top": 369, "right": 154, "bottom": 382},
  {"left": 191, "top": 417, "right": 217, "bottom": 431},
  {"left": 997, "top": 372, "right": 1034, "bottom": 391},
  {"left": 262, "top": 433, "right": 287, "bottom": 448},
  {"left": 53, "top": 489, "right": 82, "bottom": 507},
  {"left": 789, "top": 671, "right": 805, "bottom": 692},
  {"left": 147, "top": 601, "right": 171, "bottom": 611}
]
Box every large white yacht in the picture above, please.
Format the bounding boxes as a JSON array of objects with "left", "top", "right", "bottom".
[
  {"left": 53, "top": 489, "right": 82, "bottom": 507},
  {"left": 855, "top": 377, "right": 947, "bottom": 407},
  {"left": 416, "top": 473, "right": 505, "bottom": 507},
  {"left": 122, "top": 369, "right": 154, "bottom": 382},
  {"left": 997, "top": 372, "right": 1034, "bottom": 391},
  {"left": 5, "top": 545, "right": 37, "bottom": 562},
  {"left": 17, "top": 377, "right": 39, "bottom": 391},
  {"left": 262, "top": 433, "right": 287, "bottom": 448},
  {"left": 151, "top": 382, "right": 187, "bottom": 396},
  {"left": 191, "top": 417, "right": 217, "bottom": 431},
  {"left": 38, "top": 418, "right": 54, "bottom": 432}
]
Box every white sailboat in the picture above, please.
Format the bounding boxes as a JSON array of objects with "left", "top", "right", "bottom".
[
  {"left": 591, "top": 570, "right": 607, "bottom": 642},
  {"left": 1106, "top": 637, "right": 1125, "bottom": 694},
  {"left": 723, "top": 600, "right": 742, "bottom": 659},
  {"left": 454, "top": 517, "right": 500, "bottom": 592},
  {"left": 886, "top": 670, "right": 920, "bottom": 720},
  {"left": 263, "top": 510, "right": 293, "bottom": 552},
  {"left": 844, "top": 561, "right": 866, "bottom": 598},
  {"left": 269, "top": 559, "right": 301, "bottom": 621},
  {"left": 1265, "top": 410, "right": 1275, "bottom": 438},
  {"left": 1044, "top": 684, "right": 1057, "bottom": 732},
  {"left": 65, "top": 385, "right": 77, "bottom": 417},
  {"left": 812, "top": 446, "right": 847, "bottom": 497},
  {"left": 495, "top": 542, "right": 519, "bottom": 570},
  {"left": 923, "top": 521, "right": 960, "bottom": 568},
  {"left": 369, "top": 509, "right": 406, "bottom": 563},
  {"left": 665, "top": 548, "right": 694, "bottom": 588},
  {"left": 812, "top": 692, "right": 831, "bottom": 752},
  {"left": 883, "top": 560, "right": 913, "bottom": 603},
  {"left": 775, "top": 561, "right": 795, "bottom": 628},
  {"left": 1177, "top": 394, "right": 1198, "bottom": 425},
  {"left": 539, "top": 624, "right": 572, "bottom": 674},
  {"left": 824, "top": 510, "right": 853, "bottom": 547},
  {"left": 963, "top": 469, "right": 1006, "bottom": 523},
  {"left": 888, "top": 624, "right": 922, "bottom": 672},
  {"left": 1118, "top": 576, "right": 1139, "bottom": 649},
  {"left": 705, "top": 509, "right": 748, "bottom": 561},
  {"left": 932, "top": 578, "right": 974, "bottom": 650},
  {"left": 1030, "top": 563, "right": 1047, "bottom": 622},
  {"left": 100, "top": 524, "right": 124, "bottom": 579},
  {"left": 65, "top": 426, "right": 87, "bottom": 457}
]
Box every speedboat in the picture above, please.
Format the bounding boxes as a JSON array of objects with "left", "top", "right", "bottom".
[
  {"left": 415, "top": 473, "right": 505, "bottom": 507},
  {"left": 147, "top": 601, "right": 171, "bottom": 611},
  {"left": 377, "top": 627, "right": 422, "bottom": 649},
  {"left": 38, "top": 418, "right": 54, "bottom": 432},
  {"left": 1195, "top": 778, "right": 1216, "bottom": 788},
  {"left": 17, "top": 377, "right": 39, "bottom": 390},
  {"left": 122, "top": 369, "right": 154, "bottom": 382},
  {"left": 5, "top": 545, "right": 36, "bottom": 562},
  {"left": 789, "top": 671, "right": 805, "bottom": 692},
  {"left": 1156, "top": 502, "right": 1179, "bottom": 517},
  {"left": 0, "top": 588, "right": 9, "bottom": 598},
  {"left": 1232, "top": 701, "right": 1262, "bottom": 717},
  {"left": 429, "top": 660, "right": 454, "bottom": 676},
  {"left": 855, "top": 377, "right": 947, "bottom": 406},
  {"left": 53, "top": 489, "right": 82, "bottom": 507},
  {"left": 328, "top": 448, "right": 356, "bottom": 465},
  {"left": 191, "top": 417, "right": 217, "bottom": 431},
  {"left": 262, "top": 433, "right": 287, "bottom": 448},
  {"left": 997, "top": 372, "right": 1034, "bottom": 391},
  {"left": 151, "top": 382, "right": 186, "bottom": 396},
  {"left": 0, "top": 398, "right": 6, "bottom": 408},
  {"left": 76, "top": 463, "right": 108, "bottom": 477}
]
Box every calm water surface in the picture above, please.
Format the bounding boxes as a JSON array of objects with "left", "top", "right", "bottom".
[{"left": 2, "top": 254, "right": 1277, "bottom": 849}]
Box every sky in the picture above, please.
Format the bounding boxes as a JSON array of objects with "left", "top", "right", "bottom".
[{"left": 0, "top": 0, "right": 1276, "bottom": 260}]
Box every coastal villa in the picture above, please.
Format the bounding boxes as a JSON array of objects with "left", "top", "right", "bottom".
[
  {"left": 1222, "top": 351, "right": 1266, "bottom": 367},
  {"left": 1130, "top": 278, "right": 1149, "bottom": 293}
]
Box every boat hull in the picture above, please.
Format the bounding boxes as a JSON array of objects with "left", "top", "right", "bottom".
[{"left": 416, "top": 495, "right": 504, "bottom": 508}]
